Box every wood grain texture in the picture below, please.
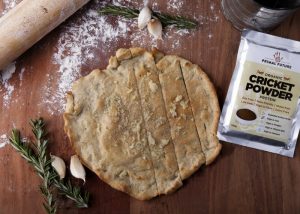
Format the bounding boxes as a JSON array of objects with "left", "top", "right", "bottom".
[{"left": 1, "top": 0, "right": 300, "bottom": 213}]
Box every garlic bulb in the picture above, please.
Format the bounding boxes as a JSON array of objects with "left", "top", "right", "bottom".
[
  {"left": 138, "top": 6, "right": 152, "bottom": 29},
  {"left": 51, "top": 155, "right": 66, "bottom": 180},
  {"left": 70, "top": 155, "right": 86, "bottom": 183},
  {"left": 147, "top": 19, "right": 163, "bottom": 40}
]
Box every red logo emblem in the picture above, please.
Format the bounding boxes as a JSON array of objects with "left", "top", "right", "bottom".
[{"left": 273, "top": 52, "right": 283, "bottom": 63}]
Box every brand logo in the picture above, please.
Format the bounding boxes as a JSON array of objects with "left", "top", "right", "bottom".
[
  {"left": 273, "top": 52, "right": 283, "bottom": 63},
  {"left": 261, "top": 51, "right": 292, "bottom": 69}
]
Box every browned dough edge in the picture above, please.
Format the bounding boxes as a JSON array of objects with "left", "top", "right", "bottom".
[
  {"left": 181, "top": 59, "right": 222, "bottom": 165},
  {"left": 193, "top": 64, "right": 221, "bottom": 165}
]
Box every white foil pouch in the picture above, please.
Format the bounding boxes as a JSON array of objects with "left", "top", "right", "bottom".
[{"left": 218, "top": 29, "right": 300, "bottom": 157}]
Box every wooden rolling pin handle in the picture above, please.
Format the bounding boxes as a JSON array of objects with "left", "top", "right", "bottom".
[{"left": 0, "top": 0, "right": 90, "bottom": 70}]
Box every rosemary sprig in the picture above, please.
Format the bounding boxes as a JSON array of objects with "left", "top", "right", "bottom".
[
  {"left": 31, "top": 119, "right": 57, "bottom": 214},
  {"left": 10, "top": 128, "right": 57, "bottom": 214},
  {"left": 99, "top": 4, "right": 139, "bottom": 18},
  {"left": 53, "top": 180, "right": 89, "bottom": 208},
  {"left": 9, "top": 118, "right": 89, "bottom": 213},
  {"left": 154, "top": 13, "right": 197, "bottom": 29},
  {"left": 99, "top": 4, "right": 198, "bottom": 29}
]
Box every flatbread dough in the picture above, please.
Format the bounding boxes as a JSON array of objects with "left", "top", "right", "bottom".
[
  {"left": 64, "top": 64, "right": 158, "bottom": 199},
  {"left": 179, "top": 58, "right": 222, "bottom": 164},
  {"left": 64, "top": 48, "right": 221, "bottom": 200},
  {"left": 130, "top": 48, "right": 182, "bottom": 194},
  {"left": 156, "top": 56, "right": 206, "bottom": 179}
]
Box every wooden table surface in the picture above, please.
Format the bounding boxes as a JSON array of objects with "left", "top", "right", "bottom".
[{"left": 1, "top": 0, "right": 300, "bottom": 213}]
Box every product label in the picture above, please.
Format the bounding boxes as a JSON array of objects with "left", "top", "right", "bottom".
[
  {"left": 229, "top": 59, "right": 300, "bottom": 143},
  {"left": 218, "top": 30, "right": 300, "bottom": 157}
]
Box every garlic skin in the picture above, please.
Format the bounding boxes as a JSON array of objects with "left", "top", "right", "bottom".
[
  {"left": 138, "top": 6, "right": 152, "bottom": 29},
  {"left": 147, "top": 19, "right": 163, "bottom": 40},
  {"left": 51, "top": 155, "right": 66, "bottom": 180},
  {"left": 70, "top": 155, "right": 86, "bottom": 183}
]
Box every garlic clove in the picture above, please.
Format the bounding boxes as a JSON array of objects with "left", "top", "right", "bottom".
[
  {"left": 70, "top": 155, "right": 86, "bottom": 183},
  {"left": 138, "top": 6, "right": 152, "bottom": 29},
  {"left": 147, "top": 19, "right": 163, "bottom": 40},
  {"left": 51, "top": 155, "right": 66, "bottom": 180}
]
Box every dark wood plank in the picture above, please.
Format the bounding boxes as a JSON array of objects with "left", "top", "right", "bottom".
[{"left": 0, "top": 0, "right": 300, "bottom": 213}]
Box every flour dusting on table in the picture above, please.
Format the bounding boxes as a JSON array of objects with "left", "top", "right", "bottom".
[
  {"left": 0, "top": 134, "right": 8, "bottom": 149},
  {"left": 167, "top": 0, "right": 184, "bottom": 12},
  {"left": 45, "top": 1, "right": 192, "bottom": 115},
  {"left": 18, "top": 67, "right": 25, "bottom": 85},
  {"left": 0, "top": 62, "right": 16, "bottom": 107},
  {"left": 46, "top": 5, "right": 130, "bottom": 114}
]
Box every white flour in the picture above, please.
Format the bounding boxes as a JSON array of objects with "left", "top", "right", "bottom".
[
  {"left": 18, "top": 67, "right": 25, "bottom": 85},
  {"left": 0, "top": 62, "right": 16, "bottom": 107},
  {"left": 46, "top": 5, "right": 130, "bottom": 114},
  {"left": 167, "top": 0, "right": 184, "bottom": 12},
  {"left": 0, "top": 134, "right": 8, "bottom": 149},
  {"left": 46, "top": 1, "right": 193, "bottom": 115}
]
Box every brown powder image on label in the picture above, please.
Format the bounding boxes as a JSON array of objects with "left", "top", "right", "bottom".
[{"left": 236, "top": 109, "right": 257, "bottom": 121}]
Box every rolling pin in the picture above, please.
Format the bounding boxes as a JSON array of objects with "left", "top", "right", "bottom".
[{"left": 0, "top": 0, "right": 90, "bottom": 70}]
